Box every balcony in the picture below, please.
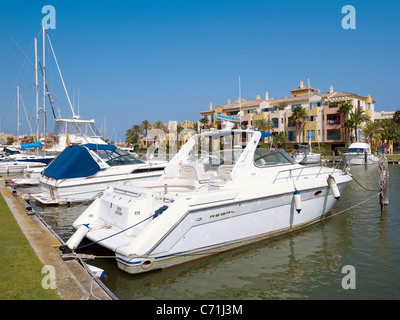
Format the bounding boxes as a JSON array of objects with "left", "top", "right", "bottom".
[{"left": 327, "top": 134, "right": 341, "bottom": 141}]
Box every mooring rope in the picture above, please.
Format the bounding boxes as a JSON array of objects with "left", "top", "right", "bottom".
[
  {"left": 350, "top": 174, "right": 379, "bottom": 192},
  {"left": 325, "top": 192, "right": 380, "bottom": 220}
]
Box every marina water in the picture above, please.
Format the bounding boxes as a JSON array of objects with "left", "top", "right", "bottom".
[{"left": 19, "top": 164, "right": 400, "bottom": 299}]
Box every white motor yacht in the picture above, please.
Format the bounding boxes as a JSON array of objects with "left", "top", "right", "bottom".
[
  {"left": 341, "top": 142, "right": 379, "bottom": 165},
  {"left": 64, "top": 123, "right": 352, "bottom": 274},
  {"left": 32, "top": 143, "right": 166, "bottom": 205}
]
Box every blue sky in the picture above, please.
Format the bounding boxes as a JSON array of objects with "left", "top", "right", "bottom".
[{"left": 1, "top": 0, "right": 399, "bottom": 142}]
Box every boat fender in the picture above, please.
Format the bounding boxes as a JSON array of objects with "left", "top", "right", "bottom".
[
  {"left": 293, "top": 189, "right": 302, "bottom": 213},
  {"left": 357, "top": 149, "right": 360, "bottom": 154},
  {"left": 87, "top": 264, "right": 106, "bottom": 279},
  {"left": 61, "top": 224, "right": 90, "bottom": 253},
  {"left": 327, "top": 175, "right": 340, "bottom": 200}
]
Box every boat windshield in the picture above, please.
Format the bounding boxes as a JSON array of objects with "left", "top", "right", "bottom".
[
  {"left": 254, "top": 148, "right": 295, "bottom": 167},
  {"left": 92, "top": 148, "right": 144, "bottom": 166},
  {"left": 347, "top": 148, "right": 365, "bottom": 153},
  {"left": 184, "top": 131, "right": 251, "bottom": 166}
]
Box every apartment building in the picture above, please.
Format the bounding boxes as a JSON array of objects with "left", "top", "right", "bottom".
[{"left": 200, "top": 80, "right": 375, "bottom": 151}]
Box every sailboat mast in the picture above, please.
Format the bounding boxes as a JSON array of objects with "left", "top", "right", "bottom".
[
  {"left": 239, "top": 75, "right": 242, "bottom": 127},
  {"left": 17, "top": 86, "right": 20, "bottom": 146},
  {"left": 307, "top": 76, "right": 311, "bottom": 149},
  {"left": 42, "top": 27, "right": 47, "bottom": 147},
  {"left": 35, "top": 37, "right": 39, "bottom": 143}
]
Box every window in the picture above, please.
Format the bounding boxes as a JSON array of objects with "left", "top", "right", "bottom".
[
  {"left": 288, "top": 131, "right": 296, "bottom": 141},
  {"left": 272, "top": 118, "right": 279, "bottom": 128},
  {"left": 306, "top": 130, "right": 315, "bottom": 141}
]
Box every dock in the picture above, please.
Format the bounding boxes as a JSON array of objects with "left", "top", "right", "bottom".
[
  {"left": 0, "top": 181, "right": 117, "bottom": 300},
  {"left": 322, "top": 157, "right": 400, "bottom": 164}
]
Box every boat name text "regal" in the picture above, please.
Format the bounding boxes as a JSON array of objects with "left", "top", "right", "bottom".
[{"left": 209, "top": 210, "right": 235, "bottom": 219}]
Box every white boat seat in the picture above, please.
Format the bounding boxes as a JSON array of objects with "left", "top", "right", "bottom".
[
  {"left": 179, "top": 163, "right": 199, "bottom": 180},
  {"left": 217, "top": 165, "right": 234, "bottom": 181}
]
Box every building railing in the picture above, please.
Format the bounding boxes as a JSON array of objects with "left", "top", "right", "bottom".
[{"left": 327, "top": 134, "right": 341, "bottom": 141}]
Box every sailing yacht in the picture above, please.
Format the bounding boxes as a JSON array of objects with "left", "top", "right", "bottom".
[
  {"left": 293, "top": 145, "right": 321, "bottom": 164},
  {"left": 63, "top": 122, "right": 352, "bottom": 274}
]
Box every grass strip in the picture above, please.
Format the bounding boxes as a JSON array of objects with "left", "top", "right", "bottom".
[{"left": 0, "top": 192, "right": 60, "bottom": 300}]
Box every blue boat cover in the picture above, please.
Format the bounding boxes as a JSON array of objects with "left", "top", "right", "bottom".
[
  {"left": 21, "top": 141, "right": 42, "bottom": 150},
  {"left": 43, "top": 145, "right": 101, "bottom": 180}
]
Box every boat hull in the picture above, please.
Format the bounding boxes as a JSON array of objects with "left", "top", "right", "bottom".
[
  {"left": 342, "top": 154, "right": 378, "bottom": 165},
  {"left": 294, "top": 153, "right": 321, "bottom": 164},
  {"left": 32, "top": 170, "right": 163, "bottom": 205},
  {"left": 0, "top": 161, "right": 46, "bottom": 174},
  {"left": 102, "top": 177, "right": 351, "bottom": 274}
]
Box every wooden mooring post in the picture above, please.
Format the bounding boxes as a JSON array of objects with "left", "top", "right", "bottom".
[
  {"left": 364, "top": 150, "right": 368, "bottom": 166},
  {"left": 379, "top": 155, "right": 389, "bottom": 211}
]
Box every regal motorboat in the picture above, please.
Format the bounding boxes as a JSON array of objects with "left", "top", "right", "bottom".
[
  {"left": 341, "top": 142, "right": 379, "bottom": 165},
  {"left": 63, "top": 122, "right": 352, "bottom": 274},
  {"left": 293, "top": 145, "right": 321, "bottom": 164},
  {"left": 32, "top": 143, "right": 167, "bottom": 205}
]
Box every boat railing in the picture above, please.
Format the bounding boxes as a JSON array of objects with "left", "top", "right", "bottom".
[{"left": 272, "top": 165, "right": 337, "bottom": 184}]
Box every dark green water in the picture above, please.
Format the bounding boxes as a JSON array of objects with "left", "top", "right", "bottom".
[{"left": 25, "top": 164, "right": 400, "bottom": 299}]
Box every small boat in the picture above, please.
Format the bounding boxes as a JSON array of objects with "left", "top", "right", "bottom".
[
  {"left": 63, "top": 122, "right": 352, "bottom": 274},
  {"left": 341, "top": 142, "right": 379, "bottom": 165},
  {"left": 293, "top": 145, "right": 321, "bottom": 164},
  {"left": 32, "top": 143, "right": 167, "bottom": 205},
  {"left": 0, "top": 158, "right": 47, "bottom": 175},
  {"left": 10, "top": 167, "right": 44, "bottom": 186}
]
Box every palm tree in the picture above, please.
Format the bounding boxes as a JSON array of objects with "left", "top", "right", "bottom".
[
  {"left": 393, "top": 110, "right": 400, "bottom": 125},
  {"left": 153, "top": 121, "right": 164, "bottom": 130},
  {"left": 343, "top": 118, "right": 355, "bottom": 145},
  {"left": 338, "top": 101, "right": 353, "bottom": 119},
  {"left": 253, "top": 118, "right": 275, "bottom": 144},
  {"left": 362, "top": 120, "right": 381, "bottom": 146},
  {"left": 289, "top": 106, "right": 307, "bottom": 143},
  {"left": 349, "top": 108, "right": 370, "bottom": 141},
  {"left": 253, "top": 118, "right": 274, "bottom": 133},
  {"left": 125, "top": 124, "right": 142, "bottom": 146},
  {"left": 141, "top": 120, "right": 152, "bottom": 136},
  {"left": 337, "top": 101, "right": 354, "bottom": 146},
  {"left": 199, "top": 117, "right": 209, "bottom": 129},
  {"left": 380, "top": 118, "right": 400, "bottom": 144},
  {"left": 273, "top": 131, "right": 288, "bottom": 149}
]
